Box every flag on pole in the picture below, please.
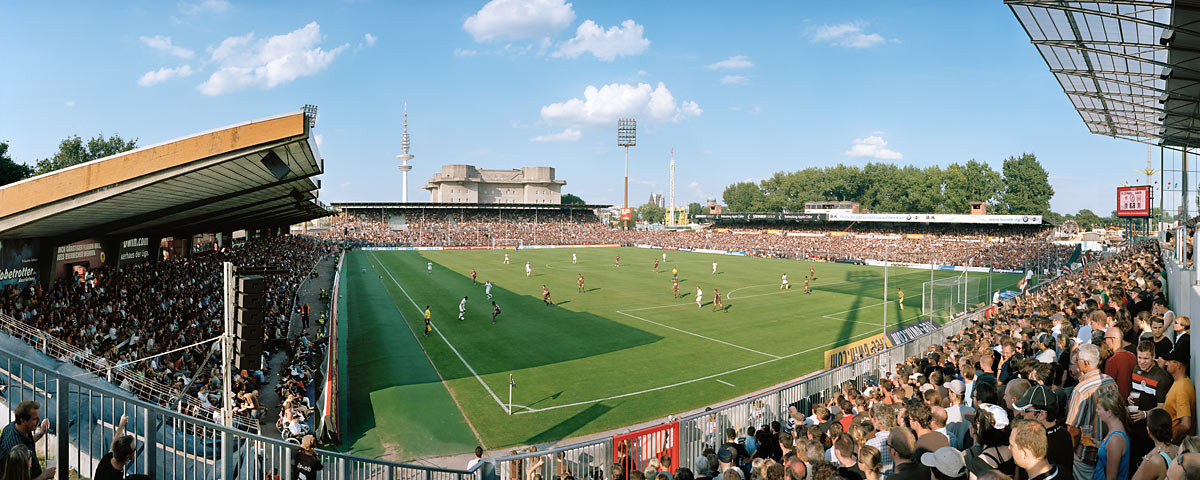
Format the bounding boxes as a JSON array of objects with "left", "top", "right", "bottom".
[
  {"left": 509, "top": 374, "right": 515, "bottom": 386},
  {"left": 1018, "top": 270, "right": 1033, "bottom": 292}
]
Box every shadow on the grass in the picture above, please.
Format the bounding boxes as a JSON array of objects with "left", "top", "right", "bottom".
[
  {"left": 524, "top": 403, "right": 615, "bottom": 444},
  {"left": 372, "top": 252, "right": 666, "bottom": 379}
]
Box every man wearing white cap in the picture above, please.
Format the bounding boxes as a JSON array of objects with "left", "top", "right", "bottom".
[
  {"left": 920, "top": 446, "right": 966, "bottom": 480},
  {"left": 944, "top": 379, "right": 974, "bottom": 451}
]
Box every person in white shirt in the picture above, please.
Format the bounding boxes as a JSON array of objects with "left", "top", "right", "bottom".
[
  {"left": 1035, "top": 334, "right": 1057, "bottom": 363},
  {"left": 458, "top": 296, "right": 468, "bottom": 321},
  {"left": 427, "top": 262, "right": 432, "bottom": 274},
  {"left": 525, "top": 262, "right": 532, "bottom": 277},
  {"left": 467, "top": 446, "right": 484, "bottom": 470},
  {"left": 696, "top": 287, "right": 703, "bottom": 308},
  {"left": 781, "top": 274, "right": 790, "bottom": 290},
  {"left": 572, "top": 252, "right": 577, "bottom": 264},
  {"left": 503, "top": 253, "right": 509, "bottom": 264},
  {"left": 712, "top": 261, "right": 718, "bottom": 274}
]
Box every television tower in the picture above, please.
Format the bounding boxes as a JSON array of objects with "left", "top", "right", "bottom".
[
  {"left": 668, "top": 149, "right": 676, "bottom": 226},
  {"left": 396, "top": 103, "right": 415, "bottom": 202}
]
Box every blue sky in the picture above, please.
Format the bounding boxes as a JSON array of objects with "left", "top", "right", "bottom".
[{"left": 0, "top": 0, "right": 1168, "bottom": 215}]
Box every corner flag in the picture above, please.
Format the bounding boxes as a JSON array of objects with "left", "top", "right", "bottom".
[{"left": 509, "top": 374, "right": 515, "bottom": 386}]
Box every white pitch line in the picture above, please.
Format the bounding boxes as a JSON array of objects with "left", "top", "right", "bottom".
[
  {"left": 369, "top": 252, "right": 511, "bottom": 413},
  {"left": 615, "top": 310, "right": 782, "bottom": 359},
  {"left": 822, "top": 301, "right": 891, "bottom": 325},
  {"left": 514, "top": 328, "right": 881, "bottom": 414},
  {"left": 715, "top": 379, "right": 735, "bottom": 387}
]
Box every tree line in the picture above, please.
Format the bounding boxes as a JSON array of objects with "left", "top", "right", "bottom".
[
  {"left": 0, "top": 133, "right": 139, "bottom": 186},
  {"left": 720, "top": 154, "right": 1054, "bottom": 216}
]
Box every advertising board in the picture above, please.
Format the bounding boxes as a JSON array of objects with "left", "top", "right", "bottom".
[{"left": 0, "top": 239, "right": 40, "bottom": 288}]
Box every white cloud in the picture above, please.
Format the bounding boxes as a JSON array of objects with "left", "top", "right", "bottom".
[
  {"left": 64, "top": 101, "right": 75, "bottom": 107},
  {"left": 180, "top": 0, "right": 230, "bottom": 14},
  {"left": 364, "top": 33, "right": 377, "bottom": 47},
  {"left": 843, "top": 135, "right": 903, "bottom": 160},
  {"left": 552, "top": 19, "right": 649, "bottom": 61},
  {"left": 540, "top": 82, "right": 702, "bottom": 125},
  {"left": 454, "top": 48, "right": 478, "bottom": 57},
  {"left": 463, "top": 0, "right": 575, "bottom": 42},
  {"left": 137, "top": 65, "right": 194, "bottom": 87},
  {"left": 688, "top": 181, "right": 706, "bottom": 199},
  {"left": 720, "top": 75, "right": 750, "bottom": 86},
  {"left": 812, "top": 23, "right": 886, "bottom": 48},
  {"left": 637, "top": 69, "right": 648, "bottom": 76},
  {"left": 197, "top": 22, "right": 349, "bottom": 96},
  {"left": 139, "top": 35, "right": 195, "bottom": 59},
  {"left": 706, "top": 55, "right": 752, "bottom": 70},
  {"left": 530, "top": 128, "right": 582, "bottom": 142}
]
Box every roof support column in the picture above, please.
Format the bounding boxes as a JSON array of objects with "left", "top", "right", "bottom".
[{"left": 218, "top": 231, "right": 233, "bottom": 250}]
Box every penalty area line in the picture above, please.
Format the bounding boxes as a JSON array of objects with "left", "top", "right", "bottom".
[
  {"left": 513, "top": 328, "right": 881, "bottom": 415},
  {"left": 715, "top": 379, "right": 735, "bottom": 387},
  {"left": 615, "top": 310, "right": 781, "bottom": 359}
]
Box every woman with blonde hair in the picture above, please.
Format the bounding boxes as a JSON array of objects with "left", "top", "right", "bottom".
[
  {"left": 858, "top": 445, "right": 883, "bottom": 480},
  {"left": 1095, "top": 389, "right": 1132, "bottom": 480}
]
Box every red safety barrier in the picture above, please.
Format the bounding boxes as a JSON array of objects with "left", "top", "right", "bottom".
[{"left": 613, "top": 422, "right": 679, "bottom": 479}]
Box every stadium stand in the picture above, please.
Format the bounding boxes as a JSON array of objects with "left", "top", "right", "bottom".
[{"left": 314, "top": 213, "right": 1074, "bottom": 272}]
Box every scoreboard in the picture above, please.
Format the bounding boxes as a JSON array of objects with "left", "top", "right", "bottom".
[{"left": 1116, "top": 186, "right": 1152, "bottom": 217}]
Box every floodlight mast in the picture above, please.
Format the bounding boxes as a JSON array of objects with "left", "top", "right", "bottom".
[{"left": 618, "top": 119, "right": 637, "bottom": 229}]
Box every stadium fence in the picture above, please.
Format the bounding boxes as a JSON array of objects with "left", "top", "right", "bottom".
[
  {"left": 0, "top": 330, "right": 483, "bottom": 480},
  {"left": 317, "top": 251, "right": 345, "bottom": 444}
]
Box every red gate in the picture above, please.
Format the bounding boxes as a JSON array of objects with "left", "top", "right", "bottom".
[{"left": 613, "top": 422, "right": 679, "bottom": 479}]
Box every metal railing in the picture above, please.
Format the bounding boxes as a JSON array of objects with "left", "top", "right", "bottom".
[
  {"left": 0, "top": 339, "right": 482, "bottom": 480},
  {"left": 0, "top": 312, "right": 258, "bottom": 432},
  {"left": 487, "top": 307, "right": 984, "bottom": 480}
]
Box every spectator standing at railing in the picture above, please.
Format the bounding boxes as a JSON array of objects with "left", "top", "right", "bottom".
[
  {"left": 0, "top": 401, "right": 53, "bottom": 480},
  {"left": 93, "top": 414, "right": 141, "bottom": 480},
  {"left": 292, "top": 435, "right": 322, "bottom": 480},
  {"left": 1170, "top": 316, "right": 1190, "bottom": 373}
]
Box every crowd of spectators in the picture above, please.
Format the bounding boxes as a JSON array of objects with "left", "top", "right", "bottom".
[
  {"left": 314, "top": 213, "right": 1073, "bottom": 271},
  {"left": 0, "top": 235, "right": 335, "bottom": 430},
  {"left": 629, "top": 240, "right": 1193, "bottom": 480}
]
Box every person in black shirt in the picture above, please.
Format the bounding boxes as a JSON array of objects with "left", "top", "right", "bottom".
[
  {"left": 293, "top": 435, "right": 323, "bottom": 480},
  {"left": 1009, "top": 419, "right": 1059, "bottom": 480},
  {"left": 886, "top": 428, "right": 929, "bottom": 480},
  {"left": 1149, "top": 317, "right": 1174, "bottom": 366},
  {"left": 1013, "top": 386, "right": 1072, "bottom": 480},
  {"left": 1172, "top": 315, "right": 1191, "bottom": 373},
  {"left": 94, "top": 414, "right": 136, "bottom": 480}
]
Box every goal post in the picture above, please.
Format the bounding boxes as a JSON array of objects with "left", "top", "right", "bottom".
[
  {"left": 491, "top": 238, "right": 523, "bottom": 250},
  {"left": 922, "top": 271, "right": 993, "bottom": 321}
]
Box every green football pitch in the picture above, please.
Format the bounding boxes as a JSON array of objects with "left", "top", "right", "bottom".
[{"left": 339, "top": 247, "right": 1021, "bottom": 460}]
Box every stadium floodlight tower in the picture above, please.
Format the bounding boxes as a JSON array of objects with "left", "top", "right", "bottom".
[
  {"left": 668, "top": 148, "right": 677, "bottom": 226},
  {"left": 396, "top": 103, "right": 415, "bottom": 202},
  {"left": 618, "top": 118, "right": 637, "bottom": 229}
]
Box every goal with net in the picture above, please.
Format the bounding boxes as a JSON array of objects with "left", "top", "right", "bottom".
[
  {"left": 922, "top": 271, "right": 992, "bottom": 320},
  {"left": 491, "top": 238, "right": 523, "bottom": 250}
]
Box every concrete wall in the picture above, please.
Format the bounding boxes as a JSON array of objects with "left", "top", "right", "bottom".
[{"left": 1163, "top": 227, "right": 1200, "bottom": 422}]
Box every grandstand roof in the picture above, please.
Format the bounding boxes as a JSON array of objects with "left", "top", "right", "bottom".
[
  {"left": 0, "top": 110, "right": 331, "bottom": 242},
  {"left": 1008, "top": 0, "right": 1200, "bottom": 147},
  {"left": 330, "top": 201, "right": 610, "bottom": 211}
]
